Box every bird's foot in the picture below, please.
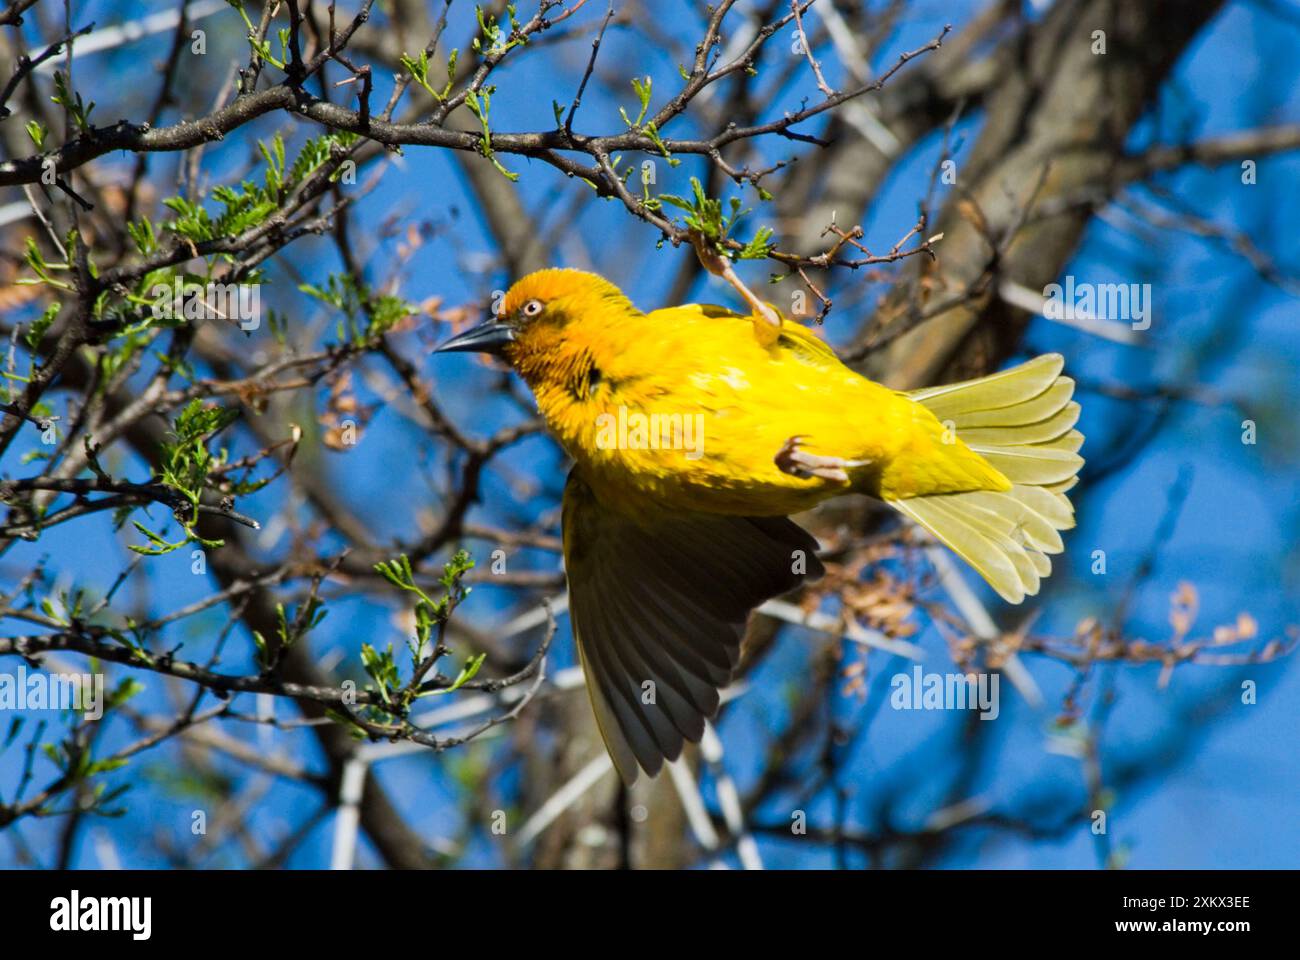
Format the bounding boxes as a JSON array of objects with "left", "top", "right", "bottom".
[
  {"left": 689, "top": 229, "right": 782, "bottom": 346},
  {"left": 775, "top": 436, "right": 869, "bottom": 483}
]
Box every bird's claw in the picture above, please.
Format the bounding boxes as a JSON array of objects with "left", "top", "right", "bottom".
[
  {"left": 775, "top": 436, "right": 868, "bottom": 483},
  {"left": 689, "top": 229, "right": 730, "bottom": 278}
]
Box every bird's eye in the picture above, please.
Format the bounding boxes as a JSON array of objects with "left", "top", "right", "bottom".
[{"left": 522, "top": 299, "right": 544, "bottom": 318}]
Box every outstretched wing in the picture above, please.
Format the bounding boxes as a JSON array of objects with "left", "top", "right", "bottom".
[{"left": 562, "top": 469, "right": 824, "bottom": 783}]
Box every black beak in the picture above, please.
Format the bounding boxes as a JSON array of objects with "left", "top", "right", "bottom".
[{"left": 433, "top": 318, "right": 515, "bottom": 356}]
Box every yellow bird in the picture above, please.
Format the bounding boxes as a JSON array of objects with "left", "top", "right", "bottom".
[{"left": 435, "top": 268, "right": 1083, "bottom": 783}]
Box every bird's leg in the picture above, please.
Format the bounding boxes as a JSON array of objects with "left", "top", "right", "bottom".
[
  {"left": 775, "top": 435, "right": 870, "bottom": 483},
  {"left": 690, "top": 230, "right": 782, "bottom": 347}
]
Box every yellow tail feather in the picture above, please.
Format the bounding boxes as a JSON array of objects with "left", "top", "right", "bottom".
[{"left": 892, "top": 354, "right": 1083, "bottom": 603}]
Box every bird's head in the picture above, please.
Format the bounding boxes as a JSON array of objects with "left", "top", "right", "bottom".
[{"left": 433, "top": 269, "right": 637, "bottom": 379}]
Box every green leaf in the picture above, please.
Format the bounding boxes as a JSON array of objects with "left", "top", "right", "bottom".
[
  {"left": 428, "top": 653, "right": 486, "bottom": 696},
  {"left": 24, "top": 303, "right": 59, "bottom": 350},
  {"left": 464, "top": 87, "right": 519, "bottom": 182},
  {"left": 298, "top": 272, "right": 414, "bottom": 340},
  {"left": 86, "top": 756, "right": 129, "bottom": 776},
  {"left": 50, "top": 71, "right": 95, "bottom": 131},
  {"left": 628, "top": 76, "right": 652, "bottom": 127},
  {"left": 325, "top": 708, "right": 369, "bottom": 739}
]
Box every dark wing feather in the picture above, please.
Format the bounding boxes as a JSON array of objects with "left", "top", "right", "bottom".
[{"left": 562, "top": 470, "right": 824, "bottom": 783}]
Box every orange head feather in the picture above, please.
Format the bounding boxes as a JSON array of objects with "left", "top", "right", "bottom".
[{"left": 495, "top": 269, "right": 638, "bottom": 387}]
